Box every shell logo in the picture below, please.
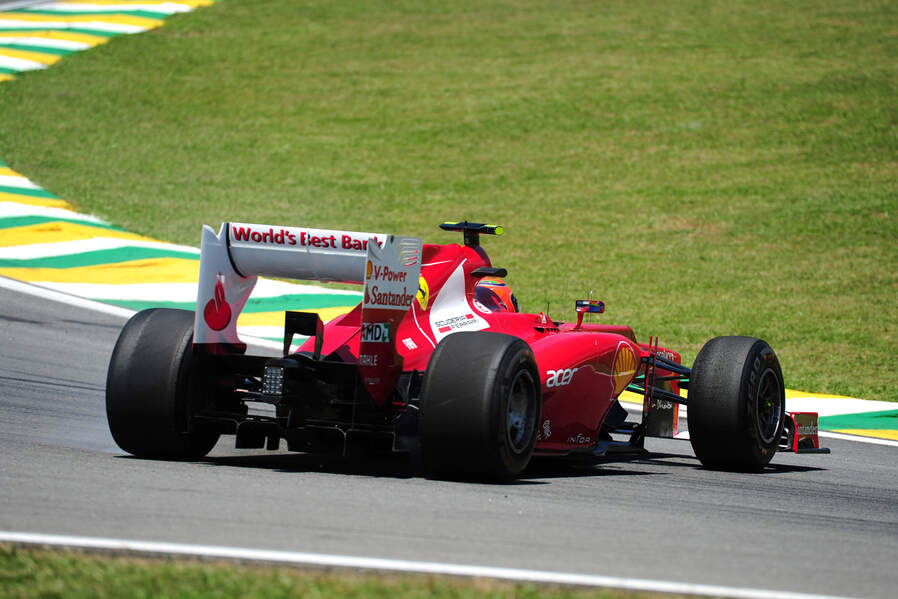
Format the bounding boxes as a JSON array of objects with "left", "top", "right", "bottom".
[
  {"left": 612, "top": 344, "right": 637, "bottom": 396},
  {"left": 366, "top": 260, "right": 373, "bottom": 280}
]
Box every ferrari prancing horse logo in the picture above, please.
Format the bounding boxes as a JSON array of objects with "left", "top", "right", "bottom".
[{"left": 416, "top": 276, "right": 429, "bottom": 310}]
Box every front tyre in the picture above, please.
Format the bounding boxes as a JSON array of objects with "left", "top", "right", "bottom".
[
  {"left": 687, "top": 336, "right": 785, "bottom": 471},
  {"left": 420, "top": 332, "right": 541, "bottom": 482},
  {"left": 106, "top": 308, "right": 220, "bottom": 459}
]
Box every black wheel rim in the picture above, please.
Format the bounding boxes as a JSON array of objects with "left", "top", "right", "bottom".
[
  {"left": 506, "top": 370, "right": 537, "bottom": 455},
  {"left": 756, "top": 368, "right": 783, "bottom": 444}
]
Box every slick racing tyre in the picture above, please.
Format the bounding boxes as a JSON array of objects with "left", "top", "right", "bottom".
[
  {"left": 687, "top": 336, "right": 785, "bottom": 471},
  {"left": 106, "top": 308, "right": 220, "bottom": 459},
  {"left": 420, "top": 332, "right": 541, "bottom": 482}
]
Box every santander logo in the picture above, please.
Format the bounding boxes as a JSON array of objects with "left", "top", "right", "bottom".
[{"left": 203, "top": 274, "right": 232, "bottom": 331}]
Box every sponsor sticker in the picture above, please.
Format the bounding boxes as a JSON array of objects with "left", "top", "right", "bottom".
[
  {"left": 416, "top": 276, "right": 429, "bottom": 311},
  {"left": 231, "top": 224, "right": 381, "bottom": 251},
  {"left": 567, "top": 434, "right": 592, "bottom": 445},
  {"left": 202, "top": 274, "right": 232, "bottom": 331},
  {"left": 361, "top": 322, "right": 391, "bottom": 343},
  {"left": 428, "top": 264, "right": 490, "bottom": 340},
  {"left": 657, "top": 349, "right": 677, "bottom": 362},
  {"left": 433, "top": 313, "right": 478, "bottom": 334},
  {"left": 612, "top": 343, "right": 637, "bottom": 396},
  {"left": 546, "top": 367, "right": 579, "bottom": 388},
  {"left": 362, "top": 248, "right": 418, "bottom": 309}
]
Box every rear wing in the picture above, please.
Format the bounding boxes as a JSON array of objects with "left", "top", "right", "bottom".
[{"left": 193, "top": 222, "right": 422, "bottom": 355}]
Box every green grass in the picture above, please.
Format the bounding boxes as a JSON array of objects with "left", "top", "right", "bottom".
[
  {"left": 0, "top": 546, "right": 664, "bottom": 599},
  {"left": 0, "top": 0, "right": 895, "bottom": 400}
]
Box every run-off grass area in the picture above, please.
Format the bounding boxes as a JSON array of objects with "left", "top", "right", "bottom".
[
  {"left": 0, "top": 0, "right": 895, "bottom": 400},
  {"left": 0, "top": 546, "right": 666, "bottom": 599}
]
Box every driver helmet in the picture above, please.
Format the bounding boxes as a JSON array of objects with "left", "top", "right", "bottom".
[{"left": 474, "top": 278, "right": 519, "bottom": 313}]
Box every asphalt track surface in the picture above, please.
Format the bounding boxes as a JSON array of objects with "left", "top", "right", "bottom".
[
  {"left": 0, "top": 0, "right": 47, "bottom": 11},
  {"left": 2, "top": 283, "right": 897, "bottom": 599}
]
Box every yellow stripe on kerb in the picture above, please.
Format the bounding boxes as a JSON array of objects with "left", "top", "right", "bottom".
[
  {"left": 0, "top": 221, "right": 151, "bottom": 247},
  {"left": 0, "top": 47, "right": 62, "bottom": 65},
  {"left": 0, "top": 167, "right": 22, "bottom": 177},
  {"left": 237, "top": 307, "right": 355, "bottom": 328},
  {"left": 0, "top": 192, "right": 73, "bottom": 209},
  {"left": 833, "top": 428, "right": 898, "bottom": 441},
  {"left": 0, "top": 30, "right": 109, "bottom": 46},
  {"left": 0, "top": 73, "right": 12, "bottom": 82},
  {"left": 784, "top": 389, "right": 855, "bottom": 400},
  {"left": 0, "top": 257, "right": 199, "bottom": 284}
]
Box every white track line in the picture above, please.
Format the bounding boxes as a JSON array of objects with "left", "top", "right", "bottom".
[
  {"left": 0, "top": 531, "right": 858, "bottom": 599},
  {"left": 37, "top": 3, "right": 195, "bottom": 14},
  {"left": 0, "top": 53, "right": 46, "bottom": 71},
  {"left": 0, "top": 36, "right": 91, "bottom": 51},
  {"left": 0, "top": 20, "right": 149, "bottom": 34},
  {"left": 0, "top": 272, "right": 135, "bottom": 319}
]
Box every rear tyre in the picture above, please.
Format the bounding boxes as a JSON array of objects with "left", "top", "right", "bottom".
[
  {"left": 106, "top": 308, "right": 220, "bottom": 459},
  {"left": 687, "top": 336, "right": 785, "bottom": 471},
  {"left": 420, "top": 332, "right": 541, "bottom": 482}
]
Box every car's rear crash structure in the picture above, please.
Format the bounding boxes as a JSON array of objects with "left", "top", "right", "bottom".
[{"left": 106, "top": 221, "right": 828, "bottom": 481}]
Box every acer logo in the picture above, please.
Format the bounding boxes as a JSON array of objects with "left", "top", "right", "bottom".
[{"left": 546, "top": 367, "right": 578, "bottom": 388}]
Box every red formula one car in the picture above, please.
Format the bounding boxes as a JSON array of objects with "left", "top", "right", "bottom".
[{"left": 106, "top": 221, "right": 828, "bottom": 481}]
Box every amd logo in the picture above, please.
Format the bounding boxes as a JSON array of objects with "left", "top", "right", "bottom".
[
  {"left": 361, "top": 322, "right": 390, "bottom": 343},
  {"left": 546, "top": 367, "right": 578, "bottom": 388}
]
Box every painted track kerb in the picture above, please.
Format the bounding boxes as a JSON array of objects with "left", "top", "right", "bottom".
[
  {"left": 0, "top": 531, "right": 859, "bottom": 599},
  {"left": 0, "top": 274, "right": 286, "bottom": 352}
]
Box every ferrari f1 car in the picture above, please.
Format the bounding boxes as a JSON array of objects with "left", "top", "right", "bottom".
[{"left": 106, "top": 221, "right": 828, "bottom": 481}]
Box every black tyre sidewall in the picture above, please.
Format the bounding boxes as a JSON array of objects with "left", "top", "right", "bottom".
[
  {"left": 106, "top": 309, "right": 219, "bottom": 459},
  {"left": 420, "top": 332, "right": 540, "bottom": 481},
  {"left": 489, "top": 341, "right": 541, "bottom": 477},
  {"left": 687, "top": 336, "right": 785, "bottom": 471}
]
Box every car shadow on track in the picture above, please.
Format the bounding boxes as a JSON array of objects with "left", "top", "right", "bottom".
[
  {"left": 524, "top": 450, "right": 826, "bottom": 479},
  {"left": 122, "top": 445, "right": 822, "bottom": 482},
  {"left": 199, "top": 451, "right": 419, "bottom": 479},
  {"left": 192, "top": 452, "right": 555, "bottom": 484},
  {"left": 522, "top": 456, "right": 659, "bottom": 480},
  {"left": 617, "top": 451, "right": 826, "bottom": 474}
]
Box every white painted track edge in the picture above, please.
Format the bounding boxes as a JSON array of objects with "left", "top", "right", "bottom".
[
  {"left": 0, "top": 273, "right": 136, "bottom": 319},
  {"left": 0, "top": 531, "right": 862, "bottom": 599}
]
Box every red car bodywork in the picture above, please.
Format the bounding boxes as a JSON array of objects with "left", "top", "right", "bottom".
[{"left": 299, "top": 239, "right": 681, "bottom": 456}]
